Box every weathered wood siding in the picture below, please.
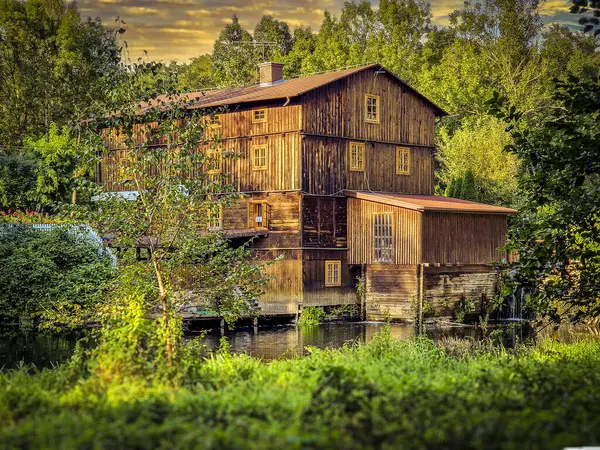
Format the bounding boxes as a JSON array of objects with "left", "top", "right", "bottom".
[
  {"left": 302, "top": 250, "right": 357, "bottom": 307},
  {"left": 302, "top": 196, "right": 347, "bottom": 248},
  {"left": 302, "top": 137, "right": 434, "bottom": 195},
  {"left": 422, "top": 213, "right": 508, "bottom": 264},
  {"left": 422, "top": 265, "right": 499, "bottom": 319},
  {"left": 301, "top": 70, "right": 436, "bottom": 146},
  {"left": 365, "top": 264, "right": 417, "bottom": 321},
  {"left": 98, "top": 105, "right": 302, "bottom": 192},
  {"left": 254, "top": 250, "right": 302, "bottom": 315},
  {"left": 347, "top": 198, "right": 421, "bottom": 265}
]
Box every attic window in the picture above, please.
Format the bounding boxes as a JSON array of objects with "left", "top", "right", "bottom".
[
  {"left": 365, "top": 94, "right": 380, "bottom": 124},
  {"left": 252, "top": 145, "right": 268, "bottom": 170},
  {"left": 396, "top": 147, "right": 411, "bottom": 175},
  {"left": 349, "top": 142, "right": 365, "bottom": 171},
  {"left": 252, "top": 109, "right": 267, "bottom": 123},
  {"left": 325, "top": 260, "right": 341, "bottom": 287}
]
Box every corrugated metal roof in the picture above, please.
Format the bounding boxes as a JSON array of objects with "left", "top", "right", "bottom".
[
  {"left": 139, "top": 64, "right": 447, "bottom": 116},
  {"left": 344, "top": 190, "right": 517, "bottom": 215}
]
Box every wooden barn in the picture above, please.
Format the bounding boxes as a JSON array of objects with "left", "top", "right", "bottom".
[{"left": 98, "top": 62, "right": 516, "bottom": 322}]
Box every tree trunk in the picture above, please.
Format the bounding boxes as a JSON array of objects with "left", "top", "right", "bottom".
[{"left": 151, "top": 254, "right": 174, "bottom": 366}]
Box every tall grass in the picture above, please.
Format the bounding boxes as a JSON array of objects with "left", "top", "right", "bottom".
[{"left": 1, "top": 327, "right": 600, "bottom": 449}]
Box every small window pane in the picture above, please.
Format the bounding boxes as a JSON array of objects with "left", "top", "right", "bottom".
[
  {"left": 208, "top": 204, "right": 223, "bottom": 231},
  {"left": 365, "top": 95, "right": 379, "bottom": 123},
  {"left": 374, "top": 213, "right": 393, "bottom": 263},
  {"left": 325, "top": 261, "right": 341, "bottom": 287},
  {"left": 252, "top": 145, "right": 268, "bottom": 170},
  {"left": 349, "top": 142, "right": 365, "bottom": 171},
  {"left": 252, "top": 109, "right": 267, "bottom": 123},
  {"left": 396, "top": 147, "right": 410, "bottom": 175}
]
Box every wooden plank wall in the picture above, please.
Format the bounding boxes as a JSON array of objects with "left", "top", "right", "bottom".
[
  {"left": 302, "top": 196, "right": 347, "bottom": 248},
  {"left": 302, "top": 137, "right": 434, "bottom": 195},
  {"left": 99, "top": 104, "right": 302, "bottom": 192},
  {"left": 422, "top": 213, "right": 508, "bottom": 264},
  {"left": 422, "top": 265, "right": 499, "bottom": 320},
  {"left": 347, "top": 198, "right": 422, "bottom": 265},
  {"left": 251, "top": 192, "right": 302, "bottom": 249},
  {"left": 302, "top": 250, "right": 358, "bottom": 307},
  {"left": 253, "top": 250, "right": 302, "bottom": 315},
  {"left": 301, "top": 70, "right": 436, "bottom": 146},
  {"left": 365, "top": 264, "right": 417, "bottom": 321}
]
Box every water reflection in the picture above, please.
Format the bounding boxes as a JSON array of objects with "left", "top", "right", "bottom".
[{"left": 2, "top": 321, "right": 597, "bottom": 370}]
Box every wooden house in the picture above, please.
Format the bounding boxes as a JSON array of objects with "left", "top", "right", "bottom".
[{"left": 98, "top": 63, "right": 516, "bottom": 322}]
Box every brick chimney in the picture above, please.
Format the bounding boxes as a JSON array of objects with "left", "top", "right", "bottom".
[{"left": 258, "top": 62, "right": 284, "bottom": 87}]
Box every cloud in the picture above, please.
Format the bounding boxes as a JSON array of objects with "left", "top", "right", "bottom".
[{"left": 78, "top": 0, "right": 579, "bottom": 63}]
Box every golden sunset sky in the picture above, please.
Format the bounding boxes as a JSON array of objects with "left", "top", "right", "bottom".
[{"left": 75, "top": 0, "right": 575, "bottom": 63}]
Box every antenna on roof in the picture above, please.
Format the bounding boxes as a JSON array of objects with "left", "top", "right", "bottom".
[{"left": 221, "top": 41, "right": 280, "bottom": 62}]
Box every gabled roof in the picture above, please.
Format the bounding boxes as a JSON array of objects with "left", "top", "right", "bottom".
[
  {"left": 344, "top": 191, "right": 517, "bottom": 215},
  {"left": 140, "top": 64, "right": 447, "bottom": 116}
]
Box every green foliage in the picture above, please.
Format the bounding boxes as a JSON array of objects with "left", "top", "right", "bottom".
[
  {"left": 299, "top": 306, "right": 326, "bottom": 326},
  {"left": 438, "top": 116, "right": 518, "bottom": 205},
  {"left": 0, "top": 225, "right": 115, "bottom": 329},
  {"left": 2, "top": 332, "right": 600, "bottom": 448},
  {"left": 488, "top": 76, "right": 600, "bottom": 323},
  {"left": 0, "top": 0, "right": 119, "bottom": 146}
]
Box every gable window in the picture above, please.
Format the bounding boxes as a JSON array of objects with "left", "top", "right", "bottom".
[
  {"left": 396, "top": 147, "right": 411, "bottom": 175},
  {"left": 248, "top": 201, "right": 268, "bottom": 228},
  {"left": 207, "top": 204, "right": 223, "bottom": 231},
  {"left": 349, "top": 142, "right": 365, "bottom": 171},
  {"left": 365, "top": 94, "right": 380, "bottom": 124},
  {"left": 252, "top": 145, "right": 268, "bottom": 170},
  {"left": 252, "top": 108, "right": 267, "bottom": 123},
  {"left": 325, "top": 260, "right": 342, "bottom": 287},
  {"left": 373, "top": 213, "right": 393, "bottom": 263}
]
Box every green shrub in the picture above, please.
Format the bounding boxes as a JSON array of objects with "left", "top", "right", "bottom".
[
  {"left": 0, "top": 225, "right": 115, "bottom": 329},
  {"left": 298, "top": 306, "right": 325, "bottom": 326},
  {"left": 1, "top": 331, "right": 600, "bottom": 449}
]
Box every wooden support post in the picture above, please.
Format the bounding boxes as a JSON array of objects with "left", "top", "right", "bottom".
[
  {"left": 415, "top": 264, "right": 424, "bottom": 335},
  {"left": 253, "top": 317, "right": 258, "bottom": 334},
  {"left": 361, "top": 264, "right": 366, "bottom": 321},
  {"left": 220, "top": 319, "right": 225, "bottom": 335}
]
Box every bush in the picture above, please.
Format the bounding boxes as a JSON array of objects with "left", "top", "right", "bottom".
[
  {"left": 0, "top": 225, "right": 115, "bottom": 329},
  {"left": 299, "top": 307, "right": 325, "bottom": 326},
  {"left": 1, "top": 329, "right": 599, "bottom": 449}
]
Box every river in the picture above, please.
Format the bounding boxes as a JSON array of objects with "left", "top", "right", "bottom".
[{"left": 0, "top": 321, "right": 540, "bottom": 370}]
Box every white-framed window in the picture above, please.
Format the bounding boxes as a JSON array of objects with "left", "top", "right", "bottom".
[
  {"left": 373, "top": 213, "right": 393, "bottom": 263},
  {"left": 396, "top": 147, "right": 411, "bottom": 175},
  {"left": 365, "top": 94, "right": 380, "bottom": 124},
  {"left": 325, "top": 260, "right": 342, "bottom": 287},
  {"left": 349, "top": 141, "right": 365, "bottom": 172}
]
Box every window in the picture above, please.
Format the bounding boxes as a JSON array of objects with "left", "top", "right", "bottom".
[
  {"left": 252, "top": 108, "right": 267, "bottom": 123},
  {"left": 325, "top": 260, "right": 342, "bottom": 287},
  {"left": 207, "top": 145, "right": 222, "bottom": 174},
  {"left": 373, "top": 213, "right": 393, "bottom": 263},
  {"left": 252, "top": 145, "right": 268, "bottom": 170},
  {"left": 211, "top": 114, "right": 222, "bottom": 127},
  {"left": 365, "top": 94, "right": 380, "bottom": 124},
  {"left": 248, "top": 201, "right": 268, "bottom": 228},
  {"left": 207, "top": 204, "right": 223, "bottom": 231},
  {"left": 396, "top": 147, "right": 410, "bottom": 175},
  {"left": 349, "top": 142, "right": 365, "bottom": 171}
]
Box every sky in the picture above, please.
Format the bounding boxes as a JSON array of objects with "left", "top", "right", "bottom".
[{"left": 75, "top": 0, "right": 576, "bottom": 63}]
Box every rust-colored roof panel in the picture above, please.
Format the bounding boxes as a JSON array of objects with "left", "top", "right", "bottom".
[
  {"left": 344, "top": 190, "right": 517, "bottom": 215},
  {"left": 137, "top": 64, "right": 447, "bottom": 116}
]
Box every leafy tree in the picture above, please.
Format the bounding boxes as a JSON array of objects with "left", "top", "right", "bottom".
[
  {"left": 489, "top": 77, "right": 600, "bottom": 322},
  {"left": 0, "top": 0, "right": 119, "bottom": 146},
  {"left": 178, "top": 54, "right": 216, "bottom": 91},
  {"left": 438, "top": 116, "right": 518, "bottom": 205},
  {"left": 0, "top": 151, "right": 39, "bottom": 209},
  {"left": 70, "top": 61, "right": 271, "bottom": 367},
  {"left": 254, "top": 15, "right": 294, "bottom": 60},
  {"left": 283, "top": 27, "right": 317, "bottom": 77},
  {"left": 541, "top": 24, "right": 600, "bottom": 80},
  {"left": 212, "top": 16, "right": 258, "bottom": 86}
]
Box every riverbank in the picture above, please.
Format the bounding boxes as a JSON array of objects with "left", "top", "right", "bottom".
[{"left": 1, "top": 326, "right": 600, "bottom": 449}]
